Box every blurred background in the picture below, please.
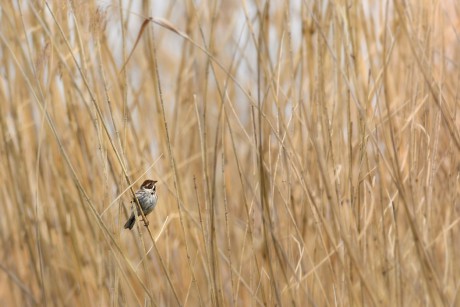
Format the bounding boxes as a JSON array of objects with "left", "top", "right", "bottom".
[{"left": 0, "top": 0, "right": 459, "bottom": 305}]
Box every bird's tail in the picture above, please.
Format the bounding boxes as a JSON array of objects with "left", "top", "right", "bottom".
[{"left": 124, "top": 214, "right": 136, "bottom": 230}]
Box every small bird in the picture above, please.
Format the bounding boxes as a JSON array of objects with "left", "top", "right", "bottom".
[{"left": 124, "top": 179, "right": 158, "bottom": 230}]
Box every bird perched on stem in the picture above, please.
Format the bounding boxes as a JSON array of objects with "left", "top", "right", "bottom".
[{"left": 124, "top": 180, "right": 158, "bottom": 230}]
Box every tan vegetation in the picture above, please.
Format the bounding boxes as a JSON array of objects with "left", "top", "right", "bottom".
[{"left": 0, "top": 0, "right": 459, "bottom": 306}]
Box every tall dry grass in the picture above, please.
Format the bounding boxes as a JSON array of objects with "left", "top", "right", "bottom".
[{"left": 0, "top": 0, "right": 459, "bottom": 306}]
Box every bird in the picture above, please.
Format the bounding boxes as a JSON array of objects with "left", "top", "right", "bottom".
[{"left": 124, "top": 180, "right": 158, "bottom": 230}]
